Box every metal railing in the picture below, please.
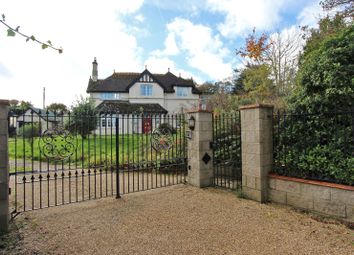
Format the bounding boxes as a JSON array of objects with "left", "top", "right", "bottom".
[
  {"left": 273, "top": 110, "right": 354, "bottom": 186},
  {"left": 212, "top": 112, "right": 242, "bottom": 189},
  {"left": 9, "top": 110, "right": 187, "bottom": 215}
]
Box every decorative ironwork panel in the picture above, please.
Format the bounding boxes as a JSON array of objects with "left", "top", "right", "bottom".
[
  {"left": 151, "top": 125, "right": 174, "bottom": 153},
  {"left": 39, "top": 127, "right": 77, "bottom": 161}
]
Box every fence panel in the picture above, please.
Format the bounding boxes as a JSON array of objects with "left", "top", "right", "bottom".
[
  {"left": 273, "top": 110, "right": 354, "bottom": 186},
  {"left": 212, "top": 112, "right": 242, "bottom": 189},
  {"left": 8, "top": 110, "right": 187, "bottom": 215}
]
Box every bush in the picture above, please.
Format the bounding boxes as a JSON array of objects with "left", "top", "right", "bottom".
[
  {"left": 274, "top": 112, "right": 354, "bottom": 186},
  {"left": 158, "top": 123, "right": 177, "bottom": 134},
  {"left": 18, "top": 123, "right": 41, "bottom": 139}
]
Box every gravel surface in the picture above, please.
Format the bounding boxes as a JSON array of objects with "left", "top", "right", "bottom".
[{"left": 3, "top": 185, "right": 354, "bottom": 255}]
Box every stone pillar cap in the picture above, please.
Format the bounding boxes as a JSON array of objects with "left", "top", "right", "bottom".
[
  {"left": 186, "top": 110, "right": 212, "bottom": 113},
  {"left": 0, "top": 99, "right": 9, "bottom": 105},
  {"left": 239, "top": 104, "right": 274, "bottom": 110}
]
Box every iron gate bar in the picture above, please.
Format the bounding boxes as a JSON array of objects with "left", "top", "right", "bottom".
[
  {"left": 116, "top": 116, "right": 120, "bottom": 198},
  {"left": 212, "top": 112, "right": 242, "bottom": 190},
  {"left": 9, "top": 111, "right": 187, "bottom": 216}
]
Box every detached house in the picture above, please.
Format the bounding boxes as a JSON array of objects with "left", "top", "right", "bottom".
[
  {"left": 87, "top": 58, "right": 201, "bottom": 113},
  {"left": 86, "top": 58, "right": 202, "bottom": 134}
]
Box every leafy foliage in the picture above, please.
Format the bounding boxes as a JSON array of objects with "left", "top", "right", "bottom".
[
  {"left": 274, "top": 23, "right": 354, "bottom": 186},
  {"left": 65, "top": 97, "right": 97, "bottom": 139},
  {"left": 9, "top": 100, "right": 33, "bottom": 115},
  {"left": 274, "top": 112, "right": 354, "bottom": 185},
  {"left": 236, "top": 28, "right": 270, "bottom": 64},
  {"left": 292, "top": 24, "right": 354, "bottom": 113},
  {"left": 0, "top": 14, "right": 63, "bottom": 53},
  {"left": 18, "top": 123, "right": 41, "bottom": 147},
  {"left": 46, "top": 103, "right": 68, "bottom": 113}
]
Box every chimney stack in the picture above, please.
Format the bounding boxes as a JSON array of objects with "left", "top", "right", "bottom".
[{"left": 92, "top": 57, "right": 98, "bottom": 82}]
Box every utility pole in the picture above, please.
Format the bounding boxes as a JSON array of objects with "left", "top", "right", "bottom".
[{"left": 43, "top": 87, "right": 46, "bottom": 109}]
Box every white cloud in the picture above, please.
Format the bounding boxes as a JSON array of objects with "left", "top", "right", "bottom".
[
  {"left": 0, "top": 0, "right": 144, "bottom": 107},
  {"left": 297, "top": 1, "right": 323, "bottom": 28},
  {"left": 144, "top": 56, "right": 203, "bottom": 83},
  {"left": 156, "top": 18, "right": 233, "bottom": 81},
  {"left": 206, "top": 0, "right": 286, "bottom": 37},
  {"left": 135, "top": 14, "right": 145, "bottom": 22},
  {"left": 152, "top": 33, "right": 180, "bottom": 57}
]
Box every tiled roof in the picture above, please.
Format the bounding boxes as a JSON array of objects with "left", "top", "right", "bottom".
[
  {"left": 87, "top": 69, "right": 201, "bottom": 94},
  {"left": 96, "top": 100, "right": 168, "bottom": 114}
]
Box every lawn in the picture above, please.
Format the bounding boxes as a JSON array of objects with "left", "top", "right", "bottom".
[{"left": 8, "top": 134, "right": 186, "bottom": 173}]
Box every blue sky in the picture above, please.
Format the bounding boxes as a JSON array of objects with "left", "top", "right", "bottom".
[{"left": 0, "top": 0, "right": 325, "bottom": 107}]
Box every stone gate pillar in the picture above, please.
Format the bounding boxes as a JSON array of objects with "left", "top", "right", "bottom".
[
  {"left": 0, "top": 100, "right": 9, "bottom": 232},
  {"left": 239, "top": 104, "right": 273, "bottom": 203},
  {"left": 186, "top": 111, "right": 213, "bottom": 188}
]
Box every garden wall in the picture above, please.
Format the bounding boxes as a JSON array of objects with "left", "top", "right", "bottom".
[{"left": 268, "top": 173, "right": 354, "bottom": 222}]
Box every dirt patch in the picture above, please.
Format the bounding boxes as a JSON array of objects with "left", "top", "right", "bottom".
[{"left": 2, "top": 185, "right": 354, "bottom": 255}]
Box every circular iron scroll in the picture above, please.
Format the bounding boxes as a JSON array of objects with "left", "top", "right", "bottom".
[
  {"left": 39, "top": 128, "right": 77, "bottom": 161},
  {"left": 151, "top": 125, "right": 174, "bottom": 153}
]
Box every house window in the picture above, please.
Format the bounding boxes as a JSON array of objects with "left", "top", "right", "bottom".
[
  {"left": 176, "top": 87, "right": 188, "bottom": 97},
  {"left": 140, "top": 84, "right": 153, "bottom": 96},
  {"left": 101, "top": 93, "right": 120, "bottom": 100},
  {"left": 101, "top": 118, "right": 115, "bottom": 127}
]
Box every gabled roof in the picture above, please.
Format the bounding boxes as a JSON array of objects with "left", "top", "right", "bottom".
[
  {"left": 17, "top": 107, "right": 58, "bottom": 122},
  {"left": 96, "top": 100, "right": 168, "bottom": 114},
  {"left": 87, "top": 69, "right": 201, "bottom": 94}
]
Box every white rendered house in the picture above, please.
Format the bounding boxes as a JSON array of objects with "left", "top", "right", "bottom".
[{"left": 86, "top": 58, "right": 201, "bottom": 134}]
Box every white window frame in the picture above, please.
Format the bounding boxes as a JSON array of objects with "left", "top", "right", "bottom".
[
  {"left": 140, "top": 84, "right": 153, "bottom": 96},
  {"left": 176, "top": 87, "right": 188, "bottom": 97},
  {"left": 101, "top": 93, "right": 120, "bottom": 100}
]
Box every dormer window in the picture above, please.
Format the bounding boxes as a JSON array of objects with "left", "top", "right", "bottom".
[
  {"left": 176, "top": 87, "right": 188, "bottom": 97},
  {"left": 140, "top": 84, "right": 153, "bottom": 96}
]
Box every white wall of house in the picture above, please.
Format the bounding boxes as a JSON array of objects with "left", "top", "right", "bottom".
[
  {"left": 90, "top": 82, "right": 199, "bottom": 114},
  {"left": 165, "top": 87, "right": 199, "bottom": 113},
  {"left": 90, "top": 92, "right": 129, "bottom": 107},
  {"left": 16, "top": 110, "right": 56, "bottom": 133},
  {"left": 93, "top": 114, "right": 176, "bottom": 135}
]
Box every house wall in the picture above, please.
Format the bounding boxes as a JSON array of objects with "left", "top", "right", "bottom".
[
  {"left": 90, "top": 83, "right": 199, "bottom": 114},
  {"left": 165, "top": 87, "right": 199, "bottom": 113},
  {"left": 129, "top": 82, "right": 164, "bottom": 99},
  {"left": 268, "top": 174, "right": 354, "bottom": 222},
  {"left": 16, "top": 109, "right": 55, "bottom": 133},
  {"left": 93, "top": 114, "right": 172, "bottom": 135},
  {"left": 90, "top": 92, "right": 129, "bottom": 107}
]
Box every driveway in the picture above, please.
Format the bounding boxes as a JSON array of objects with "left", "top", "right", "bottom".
[{"left": 2, "top": 185, "right": 353, "bottom": 255}]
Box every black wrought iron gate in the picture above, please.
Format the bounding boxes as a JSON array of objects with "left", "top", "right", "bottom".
[
  {"left": 212, "top": 112, "right": 242, "bottom": 189},
  {"left": 9, "top": 111, "right": 187, "bottom": 215}
]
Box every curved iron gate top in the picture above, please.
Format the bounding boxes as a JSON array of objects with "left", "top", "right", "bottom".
[{"left": 9, "top": 112, "right": 187, "bottom": 216}]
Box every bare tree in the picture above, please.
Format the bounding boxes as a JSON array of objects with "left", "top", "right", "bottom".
[
  {"left": 266, "top": 28, "right": 303, "bottom": 96},
  {"left": 320, "top": 0, "right": 354, "bottom": 18}
]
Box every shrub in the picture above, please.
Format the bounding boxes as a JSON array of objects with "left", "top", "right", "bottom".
[{"left": 18, "top": 123, "right": 41, "bottom": 139}]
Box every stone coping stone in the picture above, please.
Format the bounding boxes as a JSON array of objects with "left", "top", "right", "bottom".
[
  {"left": 239, "top": 104, "right": 274, "bottom": 110},
  {"left": 0, "top": 100, "right": 9, "bottom": 105},
  {"left": 269, "top": 173, "right": 354, "bottom": 191}
]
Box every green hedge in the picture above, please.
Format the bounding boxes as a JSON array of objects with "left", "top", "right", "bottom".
[{"left": 273, "top": 112, "right": 354, "bottom": 186}]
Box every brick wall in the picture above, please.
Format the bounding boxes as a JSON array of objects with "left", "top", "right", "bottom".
[{"left": 268, "top": 173, "right": 354, "bottom": 222}]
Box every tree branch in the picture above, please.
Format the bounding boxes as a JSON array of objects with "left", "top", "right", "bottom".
[{"left": 1, "top": 14, "right": 63, "bottom": 54}]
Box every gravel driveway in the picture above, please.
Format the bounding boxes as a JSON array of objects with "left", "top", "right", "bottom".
[{"left": 2, "top": 185, "right": 354, "bottom": 255}]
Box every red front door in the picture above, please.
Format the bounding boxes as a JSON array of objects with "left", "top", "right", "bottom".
[{"left": 142, "top": 117, "right": 152, "bottom": 134}]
